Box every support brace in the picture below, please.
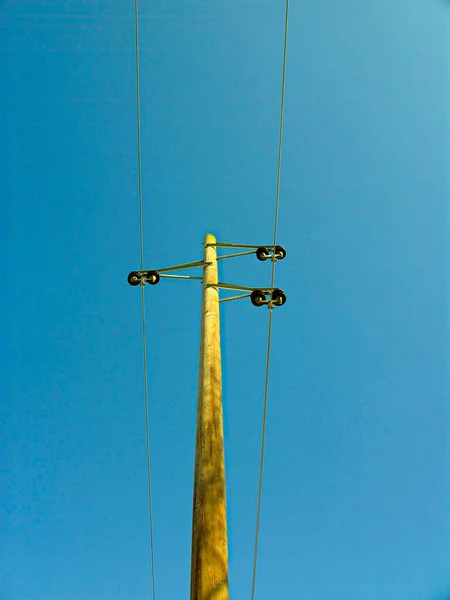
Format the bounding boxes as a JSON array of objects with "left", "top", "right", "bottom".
[
  {"left": 154, "top": 260, "right": 210, "bottom": 273},
  {"left": 215, "top": 242, "right": 274, "bottom": 249},
  {"left": 219, "top": 293, "right": 252, "bottom": 304}
]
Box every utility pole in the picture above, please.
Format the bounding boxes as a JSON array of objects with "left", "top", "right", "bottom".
[
  {"left": 190, "top": 233, "right": 229, "bottom": 600},
  {"left": 127, "top": 235, "right": 286, "bottom": 599}
]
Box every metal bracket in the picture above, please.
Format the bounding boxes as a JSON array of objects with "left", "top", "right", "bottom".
[
  {"left": 219, "top": 293, "right": 252, "bottom": 304},
  {"left": 208, "top": 282, "right": 273, "bottom": 294},
  {"left": 216, "top": 250, "right": 256, "bottom": 261},
  {"left": 159, "top": 274, "right": 203, "bottom": 281},
  {"left": 156, "top": 260, "right": 210, "bottom": 273},
  {"left": 215, "top": 242, "right": 272, "bottom": 249}
]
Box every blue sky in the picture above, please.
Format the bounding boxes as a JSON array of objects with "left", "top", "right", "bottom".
[{"left": 2, "top": 1, "right": 450, "bottom": 599}]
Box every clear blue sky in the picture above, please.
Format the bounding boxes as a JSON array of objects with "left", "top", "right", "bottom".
[{"left": 2, "top": 1, "right": 450, "bottom": 599}]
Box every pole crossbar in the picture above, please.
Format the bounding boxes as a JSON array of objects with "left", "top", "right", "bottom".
[
  {"left": 156, "top": 260, "right": 210, "bottom": 273},
  {"left": 219, "top": 293, "right": 252, "bottom": 304},
  {"left": 217, "top": 250, "right": 256, "bottom": 261},
  {"left": 210, "top": 282, "right": 273, "bottom": 293},
  {"left": 159, "top": 274, "right": 203, "bottom": 281},
  {"left": 215, "top": 242, "right": 276, "bottom": 250}
]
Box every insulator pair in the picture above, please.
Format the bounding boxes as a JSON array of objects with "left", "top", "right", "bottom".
[
  {"left": 250, "top": 288, "right": 286, "bottom": 307},
  {"left": 256, "top": 245, "right": 286, "bottom": 262},
  {"left": 127, "top": 270, "right": 160, "bottom": 286}
]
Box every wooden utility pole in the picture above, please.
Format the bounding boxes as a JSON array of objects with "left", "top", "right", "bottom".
[{"left": 190, "top": 233, "right": 229, "bottom": 600}]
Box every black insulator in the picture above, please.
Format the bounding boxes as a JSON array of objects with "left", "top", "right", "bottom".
[
  {"left": 128, "top": 271, "right": 143, "bottom": 286},
  {"left": 271, "top": 288, "right": 287, "bottom": 306},
  {"left": 274, "top": 245, "right": 286, "bottom": 260},
  {"left": 146, "top": 270, "right": 160, "bottom": 285},
  {"left": 256, "top": 247, "right": 270, "bottom": 261},
  {"left": 250, "top": 289, "right": 267, "bottom": 307}
]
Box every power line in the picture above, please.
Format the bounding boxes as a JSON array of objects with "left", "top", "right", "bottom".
[
  {"left": 133, "top": 0, "right": 157, "bottom": 598},
  {"left": 251, "top": 1, "right": 290, "bottom": 598}
]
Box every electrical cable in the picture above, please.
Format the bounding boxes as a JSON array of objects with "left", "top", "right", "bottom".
[
  {"left": 251, "top": 2, "right": 289, "bottom": 598},
  {"left": 134, "top": 0, "right": 157, "bottom": 598}
]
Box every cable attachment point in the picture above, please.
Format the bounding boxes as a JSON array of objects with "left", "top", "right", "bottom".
[
  {"left": 145, "top": 270, "right": 160, "bottom": 285},
  {"left": 255, "top": 245, "right": 286, "bottom": 262},
  {"left": 271, "top": 288, "right": 287, "bottom": 306},
  {"left": 127, "top": 270, "right": 161, "bottom": 286},
  {"left": 250, "top": 290, "right": 267, "bottom": 307},
  {"left": 128, "top": 271, "right": 143, "bottom": 286},
  {"left": 250, "top": 288, "right": 287, "bottom": 308}
]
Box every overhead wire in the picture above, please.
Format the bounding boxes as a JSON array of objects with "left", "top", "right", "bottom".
[
  {"left": 133, "top": 0, "right": 157, "bottom": 598},
  {"left": 251, "top": 1, "right": 290, "bottom": 598}
]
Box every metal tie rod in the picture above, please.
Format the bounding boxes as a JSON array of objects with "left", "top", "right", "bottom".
[
  {"left": 209, "top": 282, "right": 274, "bottom": 293},
  {"left": 159, "top": 274, "right": 203, "bottom": 281},
  {"left": 219, "top": 293, "right": 252, "bottom": 304},
  {"left": 216, "top": 250, "right": 256, "bottom": 261},
  {"left": 215, "top": 242, "right": 275, "bottom": 250},
  {"left": 135, "top": 260, "right": 210, "bottom": 274}
]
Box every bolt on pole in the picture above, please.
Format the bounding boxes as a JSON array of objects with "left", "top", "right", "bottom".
[{"left": 190, "top": 233, "right": 229, "bottom": 600}]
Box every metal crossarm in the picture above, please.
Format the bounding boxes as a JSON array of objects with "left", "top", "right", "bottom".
[
  {"left": 215, "top": 242, "right": 274, "bottom": 250},
  {"left": 156, "top": 260, "right": 210, "bottom": 273},
  {"left": 219, "top": 293, "right": 252, "bottom": 304},
  {"left": 210, "top": 282, "right": 274, "bottom": 294},
  {"left": 216, "top": 250, "right": 256, "bottom": 261},
  {"left": 159, "top": 274, "right": 203, "bottom": 281}
]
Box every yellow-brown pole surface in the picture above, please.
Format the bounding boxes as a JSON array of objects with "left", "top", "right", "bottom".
[{"left": 190, "top": 234, "right": 229, "bottom": 600}]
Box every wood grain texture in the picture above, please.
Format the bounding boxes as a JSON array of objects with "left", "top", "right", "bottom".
[{"left": 190, "top": 234, "right": 229, "bottom": 600}]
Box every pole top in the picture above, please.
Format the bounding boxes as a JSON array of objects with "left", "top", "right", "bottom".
[{"left": 204, "top": 233, "right": 217, "bottom": 246}]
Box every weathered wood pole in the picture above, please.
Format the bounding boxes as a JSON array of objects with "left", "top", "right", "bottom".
[{"left": 190, "top": 233, "right": 229, "bottom": 600}]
